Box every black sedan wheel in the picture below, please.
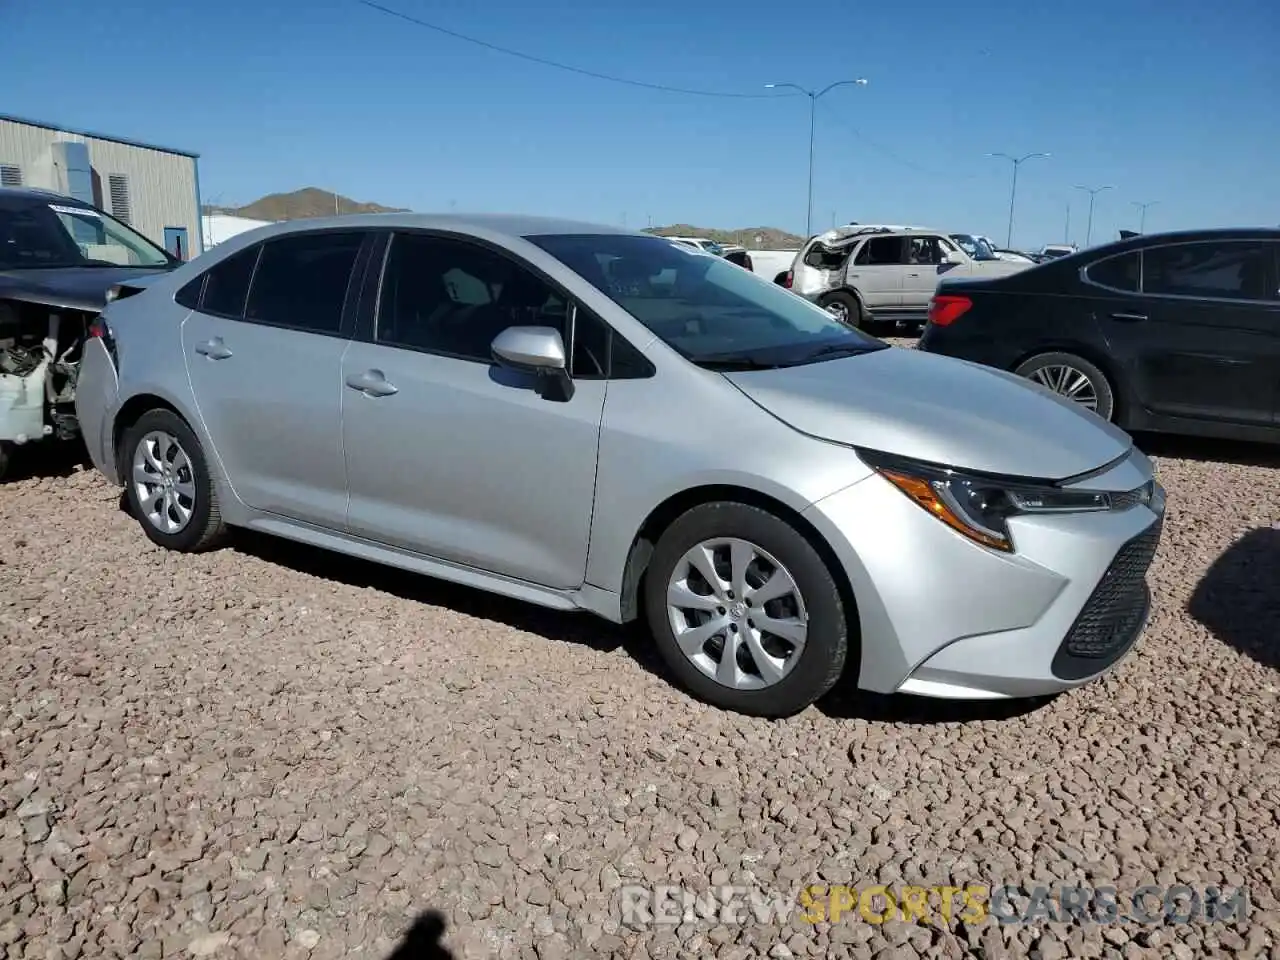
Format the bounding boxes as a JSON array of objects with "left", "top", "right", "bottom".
[{"left": 1015, "top": 352, "right": 1116, "bottom": 422}]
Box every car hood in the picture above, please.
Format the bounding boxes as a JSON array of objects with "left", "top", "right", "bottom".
[
  {"left": 0, "top": 265, "right": 174, "bottom": 312},
  {"left": 724, "top": 347, "right": 1133, "bottom": 480}
]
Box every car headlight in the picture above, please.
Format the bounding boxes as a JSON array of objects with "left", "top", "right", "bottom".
[{"left": 858, "top": 450, "right": 1130, "bottom": 553}]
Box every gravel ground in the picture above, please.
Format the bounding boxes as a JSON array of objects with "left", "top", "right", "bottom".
[{"left": 2, "top": 335, "right": 1279, "bottom": 960}]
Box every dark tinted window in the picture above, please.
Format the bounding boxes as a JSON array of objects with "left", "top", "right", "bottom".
[
  {"left": 571, "top": 307, "right": 609, "bottom": 377},
  {"left": 201, "top": 245, "right": 260, "bottom": 317},
  {"left": 609, "top": 330, "right": 655, "bottom": 378},
  {"left": 244, "top": 232, "right": 364, "bottom": 333},
  {"left": 1142, "top": 242, "right": 1272, "bottom": 301},
  {"left": 855, "top": 237, "right": 908, "bottom": 265},
  {"left": 1086, "top": 251, "right": 1140, "bottom": 292},
  {"left": 174, "top": 275, "right": 204, "bottom": 310},
  {"left": 377, "top": 233, "right": 567, "bottom": 361}
]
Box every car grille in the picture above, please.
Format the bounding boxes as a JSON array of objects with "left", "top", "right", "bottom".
[{"left": 1051, "top": 518, "right": 1163, "bottom": 680}]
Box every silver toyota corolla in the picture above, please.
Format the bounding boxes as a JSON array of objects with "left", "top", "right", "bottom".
[{"left": 75, "top": 214, "right": 1166, "bottom": 717}]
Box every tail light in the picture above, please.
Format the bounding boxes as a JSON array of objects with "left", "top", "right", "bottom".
[
  {"left": 927, "top": 294, "right": 973, "bottom": 327},
  {"left": 783, "top": 271, "right": 793, "bottom": 289},
  {"left": 88, "top": 315, "right": 118, "bottom": 367}
]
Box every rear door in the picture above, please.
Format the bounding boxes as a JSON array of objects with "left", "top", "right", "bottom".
[
  {"left": 1090, "top": 240, "right": 1279, "bottom": 426},
  {"left": 846, "top": 236, "right": 908, "bottom": 310},
  {"left": 181, "top": 229, "right": 372, "bottom": 527}
]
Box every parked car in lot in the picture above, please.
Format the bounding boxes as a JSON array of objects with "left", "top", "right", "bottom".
[
  {"left": 918, "top": 227, "right": 1280, "bottom": 444},
  {"left": 666, "top": 236, "right": 724, "bottom": 256},
  {"left": 77, "top": 214, "right": 1165, "bottom": 717},
  {"left": 1039, "top": 243, "right": 1078, "bottom": 260},
  {"left": 0, "top": 185, "right": 180, "bottom": 479},
  {"left": 787, "top": 226, "right": 1033, "bottom": 332}
]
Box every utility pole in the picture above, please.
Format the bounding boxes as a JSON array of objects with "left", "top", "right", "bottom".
[
  {"left": 1131, "top": 200, "right": 1158, "bottom": 233},
  {"left": 1074, "top": 184, "right": 1115, "bottom": 247},
  {"left": 987, "top": 152, "right": 1050, "bottom": 248},
  {"left": 765, "top": 78, "right": 869, "bottom": 237},
  {"left": 1064, "top": 201, "right": 1071, "bottom": 244}
]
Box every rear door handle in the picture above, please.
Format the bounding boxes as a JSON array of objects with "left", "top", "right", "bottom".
[
  {"left": 345, "top": 369, "right": 399, "bottom": 397},
  {"left": 194, "top": 337, "right": 232, "bottom": 360},
  {"left": 1109, "top": 312, "right": 1148, "bottom": 323}
]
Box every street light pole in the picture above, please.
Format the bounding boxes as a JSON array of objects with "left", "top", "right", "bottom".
[
  {"left": 1131, "top": 200, "right": 1158, "bottom": 233},
  {"left": 987, "top": 152, "right": 1050, "bottom": 249},
  {"left": 1074, "top": 184, "right": 1115, "bottom": 246},
  {"left": 766, "top": 79, "right": 869, "bottom": 238}
]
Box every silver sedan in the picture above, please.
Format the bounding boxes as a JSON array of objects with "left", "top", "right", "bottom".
[{"left": 75, "top": 214, "right": 1166, "bottom": 717}]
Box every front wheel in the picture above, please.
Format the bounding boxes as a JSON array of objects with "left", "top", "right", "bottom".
[
  {"left": 643, "top": 502, "right": 850, "bottom": 717},
  {"left": 1014, "top": 352, "right": 1116, "bottom": 422},
  {"left": 121, "top": 409, "right": 228, "bottom": 552}
]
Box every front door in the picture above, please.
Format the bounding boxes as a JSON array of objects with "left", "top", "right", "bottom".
[
  {"left": 900, "top": 235, "right": 955, "bottom": 314},
  {"left": 341, "top": 230, "right": 606, "bottom": 590},
  {"left": 182, "top": 229, "right": 370, "bottom": 527},
  {"left": 1098, "top": 240, "right": 1279, "bottom": 426}
]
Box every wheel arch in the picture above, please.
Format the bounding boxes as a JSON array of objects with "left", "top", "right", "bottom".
[{"left": 618, "top": 483, "right": 862, "bottom": 680}]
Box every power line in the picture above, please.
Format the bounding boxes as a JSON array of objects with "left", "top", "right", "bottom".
[
  {"left": 357, "top": 0, "right": 798, "bottom": 100},
  {"left": 815, "top": 101, "right": 970, "bottom": 180}
]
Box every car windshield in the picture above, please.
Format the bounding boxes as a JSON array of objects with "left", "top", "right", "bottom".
[
  {"left": 0, "top": 201, "right": 175, "bottom": 270},
  {"left": 527, "top": 233, "right": 888, "bottom": 369},
  {"left": 950, "top": 234, "right": 998, "bottom": 261}
]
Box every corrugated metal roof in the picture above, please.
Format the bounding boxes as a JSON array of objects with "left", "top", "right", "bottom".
[{"left": 0, "top": 114, "right": 199, "bottom": 159}]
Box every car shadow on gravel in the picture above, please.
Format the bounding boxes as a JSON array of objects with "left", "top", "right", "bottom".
[
  {"left": 1189, "top": 525, "right": 1280, "bottom": 670},
  {"left": 1134, "top": 432, "right": 1280, "bottom": 468},
  {"left": 385, "top": 910, "right": 455, "bottom": 959},
  {"left": 816, "top": 680, "right": 1056, "bottom": 724},
  {"left": 0, "top": 438, "right": 92, "bottom": 482},
  {"left": 228, "top": 530, "right": 667, "bottom": 676}
]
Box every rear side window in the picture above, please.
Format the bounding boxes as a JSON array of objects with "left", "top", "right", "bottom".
[
  {"left": 244, "top": 232, "right": 364, "bottom": 334},
  {"left": 1085, "top": 252, "right": 1140, "bottom": 292},
  {"left": 855, "top": 237, "right": 907, "bottom": 265},
  {"left": 1142, "top": 242, "right": 1272, "bottom": 301},
  {"left": 200, "top": 245, "right": 260, "bottom": 317}
]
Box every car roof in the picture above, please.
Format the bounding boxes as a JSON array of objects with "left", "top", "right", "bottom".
[
  {"left": 207, "top": 212, "right": 643, "bottom": 243},
  {"left": 0, "top": 185, "right": 87, "bottom": 207}
]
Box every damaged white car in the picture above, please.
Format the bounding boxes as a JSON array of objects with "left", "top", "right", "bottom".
[
  {"left": 0, "top": 186, "right": 179, "bottom": 479},
  {"left": 783, "top": 225, "right": 1034, "bottom": 333}
]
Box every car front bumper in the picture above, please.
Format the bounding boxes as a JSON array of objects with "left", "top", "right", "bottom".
[{"left": 802, "top": 448, "right": 1166, "bottom": 699}]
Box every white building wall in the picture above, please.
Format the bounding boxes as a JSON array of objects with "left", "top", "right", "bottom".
[{"left": 0, "top": 117, "right": 202, "bottom": 258}]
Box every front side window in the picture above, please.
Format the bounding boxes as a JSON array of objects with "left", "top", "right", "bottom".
[
  {"left": 377, "top": 233, "right": 567, "bottom": 361},
  {"left": 0, "top": 200, "right": 174, "bottom": 270},
  {"left": 527, "top": 233, "right": 888, "bottom": 370},
  {"left": 908, "top": 236, "right": 947, "bottom": 265},
  {"left": 1085, "top": 251, "right": 1140, "bottom": 292},
  {"left": 1142, "top": 241, "right": 1273, "bottom": 301},
  {"left": 244, "top": 231, "right": 364, "bottom": 334}
]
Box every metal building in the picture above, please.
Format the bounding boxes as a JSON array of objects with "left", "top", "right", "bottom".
[{"left": 0, "top": 114, "right": 202, "bottom": 261}]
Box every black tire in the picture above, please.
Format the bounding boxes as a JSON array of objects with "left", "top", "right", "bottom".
[
  {"left": 643, "top": 502, "right": 850, "bottom": 718},
  {"left": 772, "top": 271, "right": 789, "bottom": 286},
  {"left": 1014, "top": 351, "right": 1117, "bottom": 422},
  {"left": 817, "top": 290, "right": 865, "bottom": 329},
  {"left": 0, "top": 441, "right": 10, "bottom": 483},
  {"left": 120, "top": 408, "right": 227, "bottom": 552}
]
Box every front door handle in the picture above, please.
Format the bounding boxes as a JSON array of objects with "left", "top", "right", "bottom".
[
  {"left": 1109, "top": 312, "right": 1148, "bottom": 323},
  {"left": 345, "top": 370, "right": 399, "bottom": 397},
  {"left": 194, "top": 337, "right": 232, "bottom": 360}
]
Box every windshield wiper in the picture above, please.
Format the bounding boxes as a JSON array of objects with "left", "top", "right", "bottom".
[
  {"left": 694, "top": 352, "right": 786, "bottom": 371},
  {"left": 792, "top": 342, "right": 884, "bottom": 363}
]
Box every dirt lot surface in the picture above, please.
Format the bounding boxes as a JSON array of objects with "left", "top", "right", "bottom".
[{"left": 2, "top": 336, "right": 1278, "bottom": 960}]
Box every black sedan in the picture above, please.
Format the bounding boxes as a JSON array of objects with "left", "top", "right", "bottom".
[{"left": 917, "top": 228, "right": 1280, "bottom": 445}]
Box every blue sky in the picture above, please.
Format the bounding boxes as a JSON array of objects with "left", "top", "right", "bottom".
[{"left": 6, "top": 0, "right": 1277, "bottom": 248}]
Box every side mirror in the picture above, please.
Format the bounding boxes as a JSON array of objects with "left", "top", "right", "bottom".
[
  {"left": 491, "top": 325, "right": 574, "bottom": 401},
  {"left": 943, "top": 250, "right": 966, "bottom": 265}
]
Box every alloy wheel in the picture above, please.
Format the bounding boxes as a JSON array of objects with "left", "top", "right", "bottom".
[
  {"left": 823, "top": 301, "right": 849, "bottom": 323},
  {"left": 131, "top": 430, "right": 197, "bottom": 534},
  {"left": 665, "top": 537, "right": 809, "bottom": 690},
  {"left": 1028, "top": 363, "right": 1100, "bottom": 412}
]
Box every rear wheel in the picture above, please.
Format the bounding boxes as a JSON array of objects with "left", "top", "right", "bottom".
[
  {"left": 1014, "top": 352, "right": 1116, "bottom": 421},
  {"left": 817, "top": 290, "right": 864, "bottom": 329},
  {"left": 643, "top": 502, "right": 849, "bottom": 717},
  {"left": 121, "top": 409, "right": 227, "bottom": 552}
]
